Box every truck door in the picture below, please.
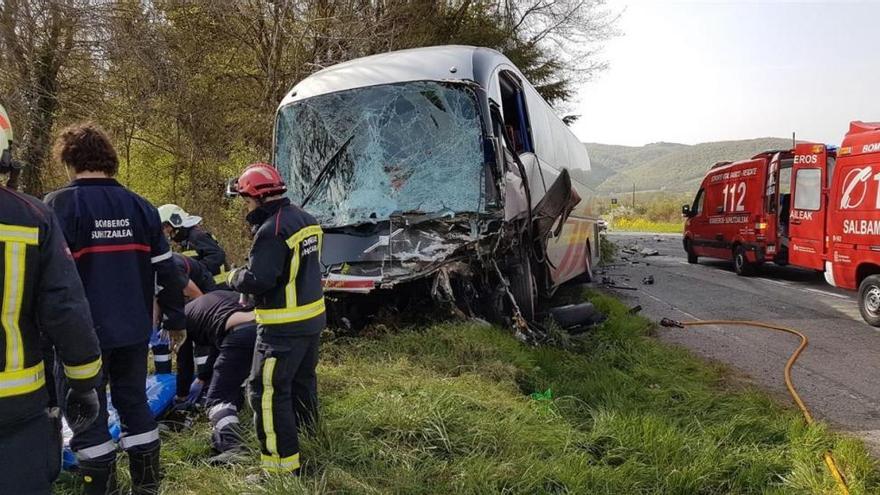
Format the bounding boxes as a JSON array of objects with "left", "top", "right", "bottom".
[{"left": 789, "top": 144, "right": 827, "bottom": 270}]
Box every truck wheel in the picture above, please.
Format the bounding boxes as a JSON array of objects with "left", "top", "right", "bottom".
[
  {"left": 858, "top": 275, "right": 880, "bottom": 327},
  {"left": 733, "top": 246, "right": 756, "bottom": 276},
  {"left": 684, "top": 239, "right": 698, "bottom": 264}
]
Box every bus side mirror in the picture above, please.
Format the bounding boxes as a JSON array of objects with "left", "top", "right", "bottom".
[{"left": 681, "top": 204, "right": 691, "bottom": 217}]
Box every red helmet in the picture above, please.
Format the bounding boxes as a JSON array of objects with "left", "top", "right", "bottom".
[{"left": 231, "top": 162, "right": 287, "bottom": 199}]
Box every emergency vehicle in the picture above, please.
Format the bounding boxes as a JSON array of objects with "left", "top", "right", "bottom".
[
  {"left": 786, "top": 122, "right": 880, "bottom": 325},
  {"left": 681, "top": 145, "right": 831, "bottom": 275},
  {"left": 685, "top": 121, "right": 880, "bottom": 327}
]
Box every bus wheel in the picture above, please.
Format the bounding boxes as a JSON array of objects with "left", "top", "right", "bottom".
[
  {"left": 858, "top": 275, "right": 880, "bottom": 327},
  {"left": 507, "top": 252, "right": 536, "bottom": 322},
  {"left": 733, "top": 245, "right": 756, "bottom": 276},
  {"left": 684, "top": 239, "right": 698, "bottom": 264}
]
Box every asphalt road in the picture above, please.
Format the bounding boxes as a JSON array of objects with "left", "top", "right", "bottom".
[{"left": 604, "top": 232, "right": 880, "bottom": 453}]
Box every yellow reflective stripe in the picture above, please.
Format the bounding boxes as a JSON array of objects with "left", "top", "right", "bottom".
[
  {"left": 261, "top": 357, "right": 277, "bottom": 456},
  {"left": 0, "top": 361, "right": 44, "bottom": 398},
  {"left": 255, "top": 298, "right": 325, "bottom": 325},
  {"left": 261, "top": 453, "right": 300, "bottom": 472},
  {"left": 285, "top": 225, "right": 323, "bottom": 249},
  {"left": 2, "top": 241, "right": 27, "bottom": 370},
  {"left": 181, "top": 250, "right": 197, "bottom": 257},
  {"left": 213, "top": 265, "right": 229, "bottom": 285},
  {"left": 283, "top": 225, "right": 322, "bottom": 307},
  {"left": 64, "top": 357, "right": 103, "bottom": 381},
  {"left": 0, "top": 224, "right": 39, "bottom": 245},
  {"left": 286, "top": 243, "right": 300, "bottom": 308}
]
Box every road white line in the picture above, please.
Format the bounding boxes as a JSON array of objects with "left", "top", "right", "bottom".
[
  {"left": 761, "top": 279, "right": 792, "bottom": 287},
  {"left": 801, "top": 287, "right": 850, "bottom": 300},
  {"left": 641, "top": 290, "right": 702, "bottom": 320}
]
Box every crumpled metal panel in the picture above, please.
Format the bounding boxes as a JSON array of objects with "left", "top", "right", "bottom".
[{"left": 276, "top": 81, "right": 487, "bottom": 228}]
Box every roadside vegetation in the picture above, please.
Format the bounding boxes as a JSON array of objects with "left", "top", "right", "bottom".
[
  {"left": 596, "top": 192, "right": 688, "bottom": 233},
  {"left": 57, "top": 290, "right": 880, "bottom": 494},
  {"left": 599, "top": 233, "right": 618, "bottom": 265},
  {"left": 610, "top": 217, "right": 683, "bottom": 233}
]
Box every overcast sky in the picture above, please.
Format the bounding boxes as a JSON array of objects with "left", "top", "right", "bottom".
[{"left": 569, "top": 0, "right": 880, "bottom": 147}]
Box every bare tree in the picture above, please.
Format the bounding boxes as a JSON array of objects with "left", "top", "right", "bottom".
[{"left": 0, "top": 0, "right": 97, "bottom": 194}]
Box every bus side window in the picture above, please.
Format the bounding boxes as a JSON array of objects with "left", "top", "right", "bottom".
[{"left": 499, "top": 71, "right": 534, "bottom": 154}]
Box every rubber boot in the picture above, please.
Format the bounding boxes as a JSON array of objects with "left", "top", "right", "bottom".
[
  {"left": 207, "top": 424, "right": 247, "bottom": 466},
  {"left": 128, "top": 445, "right": 160, "bottom": 495},
  {"left": 79, "top": 459, "right": 119, "bottom": 495}
]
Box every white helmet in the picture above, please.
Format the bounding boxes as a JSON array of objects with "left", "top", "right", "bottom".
[{"left": 158, "top": 204, "right": 202, "bottom": 229}]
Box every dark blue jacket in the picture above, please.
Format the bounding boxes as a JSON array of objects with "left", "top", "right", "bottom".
[
  {"left": 228, "top": 198, "right": 325, "bottom": 336},
  {"left": 174, "top": 225, "right": 227, "bottom": 276},
  {"left": 173, "top": 253, "right": 216, "bottom": 294},
  {"left": 0, "top": 186, "right": 102, "bottom": 425},
  {"left": 45, "top": 178, "right": 185, "bottom": 349}
]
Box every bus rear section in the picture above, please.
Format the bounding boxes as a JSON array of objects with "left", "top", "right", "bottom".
[
  {"left": 683, "top": 151, "right": 796, "bottom": 275},
  {"left": 821, "top": 122, "right": 880, "bottom": 325}
]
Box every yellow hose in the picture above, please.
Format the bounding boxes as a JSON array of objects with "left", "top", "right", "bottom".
[{"left": 662, "top": 319, "right": 851, "bottom": 495}]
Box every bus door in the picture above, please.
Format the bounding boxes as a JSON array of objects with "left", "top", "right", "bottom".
[{"left": 788, "top": 144, "right": 828, "bottom": 270}]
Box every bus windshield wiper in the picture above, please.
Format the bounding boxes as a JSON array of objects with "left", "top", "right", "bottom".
[{"left": 302, "top": 133, "right": 356, "bottom": 207}]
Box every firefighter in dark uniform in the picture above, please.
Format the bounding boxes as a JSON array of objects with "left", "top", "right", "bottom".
[
  {"left": 0, "top": 105, "right": 103, "bottom": 495},
  {"left": 46, "top": 123, "right": 186, "bottom": 495},
  {"left": 175, "top": 290, "right": 257, "bottom": 465},
  {"left": 158, "top": 204, "right": 228, "bottom": 277},
  {"left": 227, "top": 162, "right": 325, "bottom": 475},
  {"left": 173, "top": 252, "right": 217, "bottom": 294}
]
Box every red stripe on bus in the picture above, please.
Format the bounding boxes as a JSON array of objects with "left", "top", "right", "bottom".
[{"left": 555, "top": 223, "right": 583, "bottom": 277}]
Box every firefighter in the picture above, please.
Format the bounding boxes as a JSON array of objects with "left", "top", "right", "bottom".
[
  {"left": 45, "top": 122, "right": 186, "bottom": 495},
  {"left": 175, "top": 290, "right": 257, "bottom": 465},
  {"left": 173, "top": 252, "right": 217, "bottom": 295},
  {"left": 0, "top": 105, "right": 103, "bottom": 495},
  {"left": 227, "top": 162, "right": 325, "bottom": 475},
  {"left": 158, "top": 204, "right": 228, "bottom": 277}
]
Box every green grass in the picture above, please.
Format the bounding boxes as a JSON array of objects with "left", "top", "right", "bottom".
[
  {"left": 611, "top": 217, "right": 684, "bottom": 233},
  {"left": 57, "top": 291, "right": 880, "bottom": 494}
]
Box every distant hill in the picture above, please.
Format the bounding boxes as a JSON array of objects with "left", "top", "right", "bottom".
[{"left": 579, "top": 138, "right": 794, "bottom": 194}]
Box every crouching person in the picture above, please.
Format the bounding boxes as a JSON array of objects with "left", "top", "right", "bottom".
[
  {"left": 227, "top": 163, "right": 325, "bottom": 476},
  {"left": 175, "top": 290, "right": 257, "bottom": 464},
  {"left": 46, "top": 123, "right": 186, "bottom": 495}
]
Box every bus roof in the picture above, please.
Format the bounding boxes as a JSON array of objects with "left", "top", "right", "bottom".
[{"left": 280, "top": 45, "right": 510, "bottom": 106}]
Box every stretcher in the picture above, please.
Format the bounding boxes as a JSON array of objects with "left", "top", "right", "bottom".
[{"left": 61, "top": 373, "right": 177, "bottom": 469}]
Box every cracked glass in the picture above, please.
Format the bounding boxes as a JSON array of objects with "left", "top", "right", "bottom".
[{"left": 275, "top": 81, "right": 486, "bottom": 228}]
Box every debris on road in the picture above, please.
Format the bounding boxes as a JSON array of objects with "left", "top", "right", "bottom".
[
  {"left": 601, "top": 275, "right": 638, "bottom": 291},
  {"left": 642, "top": 275, "right": 654, "bottom": 285},
  {"left": 548, "top": 302, "right": 607, "bottom": 330},
  {"left": 621, "top": 243, "right": 659, "bottom": 257}
]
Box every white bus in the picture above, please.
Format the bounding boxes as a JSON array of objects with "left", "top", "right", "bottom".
[{"left": 273, "top": 45, "right": 598, "bottom": 325}]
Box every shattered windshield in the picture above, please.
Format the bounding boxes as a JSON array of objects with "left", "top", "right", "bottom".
[{"left": 275, "top": 81, "right": 486, "bottom": 228}]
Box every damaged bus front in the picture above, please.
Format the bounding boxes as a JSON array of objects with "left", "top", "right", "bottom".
[{"left": 274, "top": 46, "right": 598, "bottom": 329}]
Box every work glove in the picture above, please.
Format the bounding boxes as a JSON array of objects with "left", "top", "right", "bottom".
[
  {"left": 186, "top": 379, "right": 205, "bottom": 406},
  {"left": 65, "top": 389, "right": 100, "bottom": 434},
  {"left": 226, "top": 267, "right": 242, "bottom": 287}
]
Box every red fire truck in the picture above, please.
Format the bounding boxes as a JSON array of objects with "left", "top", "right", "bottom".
[{"left": 685, "top": 121, "right": 880, "bottom": 326}]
